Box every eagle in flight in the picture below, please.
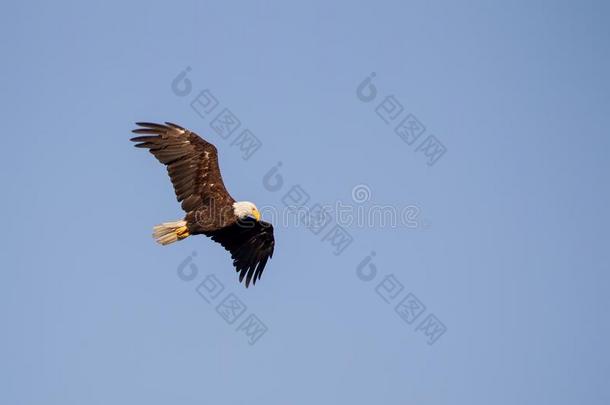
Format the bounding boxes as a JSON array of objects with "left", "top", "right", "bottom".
[{"left": 130, "top": 122, "right": 275, "bottom": 287}]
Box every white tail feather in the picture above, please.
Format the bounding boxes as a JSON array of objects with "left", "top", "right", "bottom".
[{"left": 153, "top": 220, "right": 189, "bottom": 245}]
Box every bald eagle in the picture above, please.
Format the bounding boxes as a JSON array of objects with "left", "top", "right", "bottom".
[{"left": 130, "top": 122, "right": 274, "bottom": 287}]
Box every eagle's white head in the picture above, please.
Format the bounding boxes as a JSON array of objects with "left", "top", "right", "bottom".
[{"left": 233, "top": 201, "right": 261, "bottom": 221}]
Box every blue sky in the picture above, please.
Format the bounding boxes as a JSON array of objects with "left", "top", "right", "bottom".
[{"left": 1, "top": 1, "right": 609, "bottom": 404}]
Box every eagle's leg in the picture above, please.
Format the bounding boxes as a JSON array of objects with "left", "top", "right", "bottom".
[
  {"left": 176, "top": 226, "right": 190, "bottom": 239},
  {"left": 153, "top": 220, "right": 190, "bottom": 245}
]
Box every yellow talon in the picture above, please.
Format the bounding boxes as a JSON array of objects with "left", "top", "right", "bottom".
[
  {"left": 153, "top": 220, "right": 190, "bottom": 245},
  {"left": 176, "top": 226, "right": 190, "bottom": 239}
]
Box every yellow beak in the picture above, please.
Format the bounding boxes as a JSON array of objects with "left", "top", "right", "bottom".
[{"left": 253, "top": 209, "right": 261, "bottom": 221}]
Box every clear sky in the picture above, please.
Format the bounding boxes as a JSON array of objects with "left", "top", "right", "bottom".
[{"left": 1, "top": 1, "right": 609, "bottom": 404}]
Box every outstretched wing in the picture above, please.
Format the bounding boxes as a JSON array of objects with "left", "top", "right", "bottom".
[
  {"left": 206, "top": 218, "right": 275, "bottom": 287},
  {"left": 130, "top": 122, "right": 234, "bottom": 212}
]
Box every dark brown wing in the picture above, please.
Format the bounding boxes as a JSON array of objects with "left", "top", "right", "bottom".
[
  {"left": 130, "top": 122, "right": 235, "bottom": 212},
  {"left": 205, "top": 218, "right": 275, "bottom": 287}
]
